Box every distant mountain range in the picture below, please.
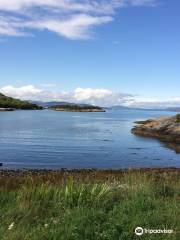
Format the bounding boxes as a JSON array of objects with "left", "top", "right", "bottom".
[
  {"left": 30, "top": 101, "right": 180, "bottom": 112},
  {"left": 31, "top": 101, "right": 137, "bottom": 110},
  {"left": 1, "top": 94, "right": 179, "bottom": 112},
  {"left": 108, "top": 105, "right": 180, "bottom": 112},
  {"left": 165, "top": 107, "right": 180, "bottom": 112},
  {"left": 31, "top": 101, "right": 93, "bottom": 108},
  {"left": 30, "top": 101, "right": 105, "bottom": 112},
  {"left": 107, "top": 105, "right": 157, "bottom": 111}
]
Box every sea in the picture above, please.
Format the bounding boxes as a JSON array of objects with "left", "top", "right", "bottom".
[{"left": 0, "top": 109, "right": 179, "bottom": 169}]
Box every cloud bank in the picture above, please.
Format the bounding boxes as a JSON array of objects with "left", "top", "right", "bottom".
[
  {"left": 1, "top": 84, "right": 180, "bottom": 109},
  {"left": 0, "top": 0, "right": 156, "bottom": 39}
]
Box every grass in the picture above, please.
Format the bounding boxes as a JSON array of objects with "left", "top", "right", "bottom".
[{"left": 0, "top": 169, "right": 179, "bottom": 240}]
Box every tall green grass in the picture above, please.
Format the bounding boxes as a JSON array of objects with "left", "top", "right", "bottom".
[{"left": 0, "top": 171, "right": 179, "bottom": 240}]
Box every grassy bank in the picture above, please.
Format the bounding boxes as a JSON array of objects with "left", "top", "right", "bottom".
[{"left": 0, "top": 169, "right": 179, "bottom": 240}]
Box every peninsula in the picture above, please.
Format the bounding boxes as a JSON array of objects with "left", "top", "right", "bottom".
[
  {"left": 49, "top": 104, "right": 105, "bottom": 112},
  {"left": 0, "top": 93, "right": 43, "bottom": 110},
  {"left": 132, "top": 114, "right": 180, "bottom": 150}
]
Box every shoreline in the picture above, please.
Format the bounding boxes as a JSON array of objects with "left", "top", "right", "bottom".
[
  {"left": 1, "top": 167, "right": 179, "bottom": 191},
  {"left": 0, "top": 167, "right": 179, "bottom": 177}
]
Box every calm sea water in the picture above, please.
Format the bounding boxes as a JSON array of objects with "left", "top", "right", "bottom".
[{"left": 0, "top": 109, "right": 179, "bottom": 169}]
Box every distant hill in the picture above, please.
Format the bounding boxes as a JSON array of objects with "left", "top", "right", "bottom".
[
  {"left": 165, "top": 107, "right": 180, "bottom": 112},
  {"left": 107, "top": 105, "right": 132, "bottom": 110},
  {"left": 0, "top": 93, "right": 42, "bottom": 110},
  {"left": 31, "top": 101, "right": 77, "bottom": 108},
  {"left": 31, "top": 101, "right": 100, "bottom": 108},
  {"left": 29, "top": 101, "right": 180, "bottom": 112},
  {"left": 109, "top": 105, "right": 180, "bottom": 112},
  {"left": 108, "top": 105, "right": 155, "bottom": 111}
]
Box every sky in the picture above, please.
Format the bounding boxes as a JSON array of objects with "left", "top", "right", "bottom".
[{"left": 0, "top": 0, "right": 180, "bottom": 108}]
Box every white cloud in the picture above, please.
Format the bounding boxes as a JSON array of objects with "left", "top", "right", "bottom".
[
  {"left": 26, "top": 14, "right": 113, "bottom": 40},
  {"left": 0, "top": 85, "right": 43, "bottom": 98},
  {"left": 0, "top": 0, "right": 155, "bottom": 12},
  {"left": 0, "top": 0, "right": 156, "bottom": 39},
  {"left": 0, "top": 85, "right": 132, "bottom": 106},
  {"left": 1, "top": 84, "right": 179, "bottom": 108},
  {"left": 74, "top": 87, "right": 112, "bottom": 101}
]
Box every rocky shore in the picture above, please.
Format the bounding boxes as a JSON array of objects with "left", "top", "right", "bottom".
[
  {"left": 0, "top": 167, "right": 179, "bottom": 178},
  {"left": 132, "top": 114, "right": 180, "bottom": 151},
  {"left": 0, "top": 168, "right": 179, "bottom": 191}
]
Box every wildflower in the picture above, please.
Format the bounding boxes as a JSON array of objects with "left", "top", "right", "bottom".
[
  {"left": 53, "top": 219, "right": 58, "bottom": 225},
  {"left": 44, "top": 223, "right": 49, "bottom": 228},
  {"left": 8, "top": 222, "right": 14, "bottom": 230}
]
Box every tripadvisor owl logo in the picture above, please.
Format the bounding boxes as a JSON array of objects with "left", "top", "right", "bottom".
[{"left": 135, "top": 227, "right": 144, "bottom": 236}]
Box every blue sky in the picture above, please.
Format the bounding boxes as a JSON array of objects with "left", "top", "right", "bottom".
[{"left": 0, "top": 0, "right": 180, "bottom": 107}]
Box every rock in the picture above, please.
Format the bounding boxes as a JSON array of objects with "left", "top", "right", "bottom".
[{"left": 131, "top": 115, "right": 180, "bottom": 146}]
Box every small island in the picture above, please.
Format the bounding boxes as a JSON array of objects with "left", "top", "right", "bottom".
[
  {"left": 0, "top": 93, "right": 43, "bottom": 110},
  {"left": 49, "top": 104, "right": 105, "bottom": 112},
  {"left": 132, "top": 114, "right": 180, "bottom": 151}
]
